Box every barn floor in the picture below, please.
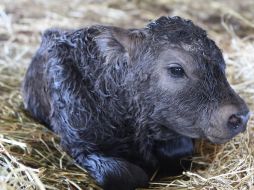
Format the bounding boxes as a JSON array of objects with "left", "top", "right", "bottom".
[{"left": 0, "top": 0, "right": 254, "bottom": 189}]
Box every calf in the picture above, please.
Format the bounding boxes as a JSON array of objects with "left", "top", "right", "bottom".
[{"left": 22, "top": 16, "right": 249, "bottom": 190}]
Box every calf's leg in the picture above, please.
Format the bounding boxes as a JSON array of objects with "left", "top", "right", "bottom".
[
  {"left": 154, "top": 136, "right": 194, "bottom": 176},
  {"left": 76, "top": 154, "right": 148, "bottom": 190}
]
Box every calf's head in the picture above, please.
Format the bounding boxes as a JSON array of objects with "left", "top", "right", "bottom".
[{"left": 96, "top": 16, "right": 249, "bottom": 144}]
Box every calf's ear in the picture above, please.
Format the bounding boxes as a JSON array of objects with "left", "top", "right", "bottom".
[{"left": 95, "top": 26, "right": 148, "bottom": 63}]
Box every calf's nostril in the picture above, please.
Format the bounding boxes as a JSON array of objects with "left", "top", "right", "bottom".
[
  {"left": 227, "top": 112, "right": 250, "bottom": 130},
  {"left": 228, "top": 114, "right": 243, "bottom": 130}
]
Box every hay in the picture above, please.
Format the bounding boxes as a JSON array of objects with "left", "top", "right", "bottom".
[{"left": 0, "top": 0, "right": 253, "bottom": 189}]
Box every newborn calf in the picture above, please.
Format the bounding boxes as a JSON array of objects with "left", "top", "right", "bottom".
[{"left": 22, "top": 16, "right": 249, "bottom": 190}]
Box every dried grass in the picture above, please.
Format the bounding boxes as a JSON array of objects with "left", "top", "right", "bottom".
[{"left": 0, "top": 0, "right": 253, "bottom": 189}]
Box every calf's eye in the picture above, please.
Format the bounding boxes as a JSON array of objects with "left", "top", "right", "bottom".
[{"left": 167, "top": 64, "right": 185, "bottom": 78}]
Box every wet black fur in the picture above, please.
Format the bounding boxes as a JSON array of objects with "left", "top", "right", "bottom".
[{"left": 22, "top": 16, "right": 248, "bottom": 190}]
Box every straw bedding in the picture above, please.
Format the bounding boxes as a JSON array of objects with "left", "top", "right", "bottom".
[{"left": 0, "top": 0, "right": 253, "bottom": 189}]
